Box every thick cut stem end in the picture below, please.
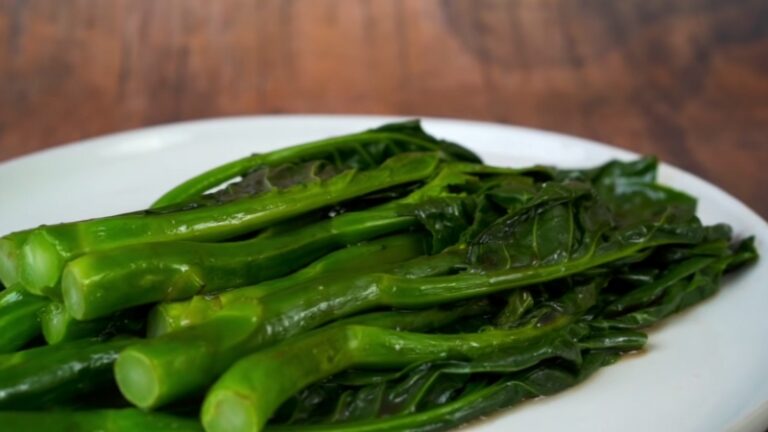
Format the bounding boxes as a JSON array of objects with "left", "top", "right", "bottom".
[
  {"left": 115, "top": 349, "right": 162, "bottom": 409},
  {"left": 202, "top": 390, "right": 263, "bottom": 432},
  {"left": 20, "top": 231, "right": 64, "bottom": 297}
]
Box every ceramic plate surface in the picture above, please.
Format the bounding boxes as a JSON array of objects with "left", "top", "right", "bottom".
[{"left": 1, "top": 115, "right": 766, "bottom": 432}]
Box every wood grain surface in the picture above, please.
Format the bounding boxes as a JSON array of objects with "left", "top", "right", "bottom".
[{"left": 0, "top": 0, "right": 766, "bottom": 216}]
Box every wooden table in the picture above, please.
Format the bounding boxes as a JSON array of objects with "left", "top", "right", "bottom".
[{"left": 1, "top": 0, "right": 766, "bottom": 217}]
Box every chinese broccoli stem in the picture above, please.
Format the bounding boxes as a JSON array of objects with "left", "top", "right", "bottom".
[
  {"left": 61, "top": 206, "right": 418, "bottom": 320},
  {"left": 0, "top": 409, "right": 202, "bottom": 432},
  {"left": 20, "top": 152, "right": 439, "bottom": 298},
  {"left": 0, "top": 285, "right": 47, "bottom": 353},
  {"left": 0, "top": 337, "right": 135, "bottom": 408},
  {"left": 116, "top": 294, "right": 493, "bottom": 409},
  {"left": 61, "top": 163, "right": 497, "bottom": 320},
  {"left": 149, "top": 233, "right": 431, "bottom": 336},
  {"left": 266, "top": 351, "right": 619, "bottom": 432},
  {"left": 152, "top": 120, "right": 480, "bottom": 208},
  {"left": 202, "top": 314, "right": 581, "bottom": 432},
  {"left": 40, "top": 302, "right": 144, "bottom": 345}
]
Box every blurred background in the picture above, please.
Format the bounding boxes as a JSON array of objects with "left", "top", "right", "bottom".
[{"left": 0, "top": 0, "right": 766, "bottom": 216}]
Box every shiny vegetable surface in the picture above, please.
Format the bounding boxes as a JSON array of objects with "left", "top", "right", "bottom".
[
  {"left": 0, "top": 409, "right": 202, "bottom": 431},
  {"left": 0, "top": 286, "right": 47, "bottom": 353},
  {"left": 61, "top": 205, "right": 417, "bottom": 320},
  {"left": 60, "top": 161, "right": 493, "bottom": 320},
  {"left": 21, "top": 152, "right": 440, "bottom": 297},
  {"left": 40, "top": 302, "right": 145, "bottom": 345},
  {"left": 152, "top": 120, "right": 480, "bottom": 208},
  {"left": 0, "top": 121, "right": 758, "bottom": 432},
  {"left": 149, "top": 233, "right": 431, "bottom": 336},
  {"left": 0, "top": 337, "right": 135, "bottom": 408}
]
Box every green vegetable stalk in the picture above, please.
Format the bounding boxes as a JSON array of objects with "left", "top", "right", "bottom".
[
  {"left": 202, "top": 317, "right": 581, "bottom": 431},
  {"left": 267, "top": 351, "right": 619, "bottom": 432},
  {"left": 150, "top": 233, "right": 430, "bottom": 336},
  {"left": 0, "top": 285, "right": 48, "bottom": 353},
  {"left": 120, "top": 250, "right": 463, "bottom": 409},
  {"left": 0, "top": 337, "right": 135, "bottom": 408},
  {"left": 326, "top": 299, "right": 492, "bottom": 332},
  {"left": 152, "top": 120, "right": 480, "bottom": 208},
  {"left": 61, "top": 206, "right": 419, "bottom": 320},
  {"left": 40, "top": 302, "right": 145, "bottom": 345},
  {"left": 592, "top": 238, "right": 757, "bottom": 330},
  {"left": 203, "top": 277, "right": 609, "bottom": 431},
  {"left": 602, "top": 256, "right": 716, "bottom": 315},
  {"left": 0, "top": 409, "right": 202, "bottom": 432},
  {"left": 20, "top": 152, "right": 439, "bottom": 298},
  {"left": 268, "top": 282, "right": 645, "bottom": 430},
  {"left": 61, "top": 162, "right": 513, "bottom": 320}
]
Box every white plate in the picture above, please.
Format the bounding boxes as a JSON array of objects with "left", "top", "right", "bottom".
[{"left": 1, "top": 115, "right": 767, "bottom": 432}]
